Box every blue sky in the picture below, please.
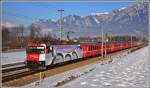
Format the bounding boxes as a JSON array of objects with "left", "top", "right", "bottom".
[{"left": 2, "top": 2, "right": 135, "bottom": 26}]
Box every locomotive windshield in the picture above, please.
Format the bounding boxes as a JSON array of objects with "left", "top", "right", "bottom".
[{"left": 26, "top": 46, "right": 45, "bottom": 54}]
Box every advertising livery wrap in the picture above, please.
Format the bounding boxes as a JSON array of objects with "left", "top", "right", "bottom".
[{"left": 26, "top": 43, "right": 83, "bottom": 69}]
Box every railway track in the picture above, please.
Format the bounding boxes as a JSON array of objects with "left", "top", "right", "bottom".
[
  {"left": 2, "top": 62, "right": 26, "bottom": 75},
  {"left": 2, "top": 62, "right": 25, "bottom": 68},
  {"left": 2, "top": 62, "right": 28, "bottom": 82},
  {"left": 2, "top": 45, "right": 145, "bottom": 86},
  {"left": 2, "top": 59, "right": 82, "bottom": 83}
]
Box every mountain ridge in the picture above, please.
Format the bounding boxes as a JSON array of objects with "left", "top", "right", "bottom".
[{"left": 30, "top": 2, "right": 148, "bottom": 38}]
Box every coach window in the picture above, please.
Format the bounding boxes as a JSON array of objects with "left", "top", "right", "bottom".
[
  {"left": 98, "top": 46, "right": 100, "bottom": 49},
  {"left": 93, "top": 46, "right": 94, "bottom": 50},
  {"left": 90, "top": 46, "right": 91, "bottom": 51},
  {"left": 88, "top": 46, "right": 90, "bottom": 51},
  {"left": 96, "top": 46, "right": 98, "bottom": 49}
]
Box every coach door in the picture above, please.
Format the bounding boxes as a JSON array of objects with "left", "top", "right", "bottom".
[{"left": 45, "top": 46, "right": 53, "bottom": 65}]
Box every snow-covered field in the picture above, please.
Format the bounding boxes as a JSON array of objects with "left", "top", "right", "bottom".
[
  {"left": 1, "top": 51, "right": 26, "bottom": 65},
  {"left": 3, "top": 46, "right": 150, "bottom": 88},
  {"left": 62, "top": 46, "right": 150, "bottom": 88}
]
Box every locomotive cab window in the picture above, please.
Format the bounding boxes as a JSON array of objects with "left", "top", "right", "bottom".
[{"left": 26, "top": 46, "right": 45, "bottom": 54}]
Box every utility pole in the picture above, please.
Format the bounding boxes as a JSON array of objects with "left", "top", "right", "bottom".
[
  {"left": 20, "top": 24, "right": 24, "bottom": 48},
  {"left": 67, "top": 31, "right": 74, "bottom": 41},
  {"left": 108, "top": 31, "right": 112, "bottom": 43},
  {"left": 105, "top": 39, "right": 106, "bottom": 57},
  {"left": 131, "top": 34, "right": 132, "bottom": 48},
  {"left": 109, "top": 35, "right": 111, "bottom": 43},
  {"left": 58, "top": 9, "right": 64, "bottom": 41},
  {"left": 104, "top": 33, "right": 107, "bottom": 57},
  {"left": 101, "top": 23, "right": 104, "bottom": 58}
]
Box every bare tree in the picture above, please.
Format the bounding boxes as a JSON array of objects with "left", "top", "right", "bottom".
[
  {"left": 2, "top": 26, "right": 10, "bottom": 44},
  {"left": 29, "top": 25, "right": 42, "bottom": 42}
]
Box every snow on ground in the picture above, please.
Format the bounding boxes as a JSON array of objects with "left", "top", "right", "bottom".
[
  {"left": 62, "top": 46, "right": 150, "bottom": 88},
  {"left": 1, "top": 51, "right": 26, "bottom": 65},
  {"left": 4, "top": 61, "right": 98, "bottom": 88},
  {"left": 3, "top": 46, "right": 150, "bottom": 88}
]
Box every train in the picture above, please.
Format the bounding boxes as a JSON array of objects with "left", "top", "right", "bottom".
[{"left": 25, "top": 41, "right": 140, "bottom": 70}]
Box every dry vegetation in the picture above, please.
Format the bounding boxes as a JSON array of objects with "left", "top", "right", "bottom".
[{"left": 54, "top": 68, "right": 95, "bottom": 87}]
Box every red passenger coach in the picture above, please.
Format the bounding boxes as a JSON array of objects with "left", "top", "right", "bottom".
[
  {"left": 80, "top": 43, "right": 102, "bottom": 58},
  {"left": 124, "top": 42, "right": 128, "bottom": 49},
  {"left": 119, "top": 43, "right": 123, "bottom": 50},
  {"left": 106, "top": 43, "right": 114, "bottom": 53}
]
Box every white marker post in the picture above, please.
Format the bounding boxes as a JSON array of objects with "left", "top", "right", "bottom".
[{"left": 40, "top": 72, "right": 42, "bottom": 85}]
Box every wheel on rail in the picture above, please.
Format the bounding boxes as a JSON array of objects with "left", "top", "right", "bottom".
[
  {"left": 65, "top": 55, "right": 72, "bottom": 61},
  {"left": 72, "top": 52, "right": 78, "bottom": 60},
  {"left": 53, "top": 54, "right": 64, "bottom": 64},
  {"left": 38, "top": 66, "right": 47, "bottom": 70}
]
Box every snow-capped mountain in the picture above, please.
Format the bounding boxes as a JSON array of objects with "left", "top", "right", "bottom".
[{"left": 29, "top": 2, "right": 148, "bottom": 38}]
